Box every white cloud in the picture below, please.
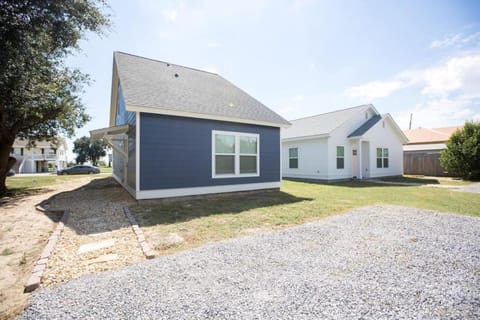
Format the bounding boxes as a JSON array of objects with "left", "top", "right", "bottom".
[
  {"left": 162, "top": 9, "right": 178, "bottom": 21},
  {"left": 346, "top": 80, "right": 404, "bottom": 100},
  {"left": 346, "top": 53, "right": 480, "bottom": 100},
  {"left": 207, "top": 42, "right": 222, "bottom": 48},
  {"left": 346, "top": 53, "right": 480, "bottom": 129},
  {"left": 422, "top": 55, "right": 480, "bottom": 96},
  {"left": 395, "top": 95, "right": 480, "bottom": 129},
  {"left": 430, "top": 31, "right": 480, "bottom": 48}
]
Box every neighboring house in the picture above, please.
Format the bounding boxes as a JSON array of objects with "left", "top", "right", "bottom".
[
  {"left": 282, "top": 104, "right": 408, "bottom": 181},
  {"left": 10, "top": 138, "right": 68, "bottom": 173},
  {"left": 91, "top": 52, "right": 290, "bottom": 199},
  {"left": 403, "top": 126, "right": 461, "bottom": 176}
]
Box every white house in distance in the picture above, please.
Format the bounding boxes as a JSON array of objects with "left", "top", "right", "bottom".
[
  {"left": 10, "top": 138, "right": 68, "bottom": 173},
  {"left": 282, "top": 104, "right": 408, "bottom": 181}
]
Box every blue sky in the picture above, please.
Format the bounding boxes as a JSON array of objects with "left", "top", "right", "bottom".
[{"left": 66, "top": 0, "right": 480, "bottom": 157}]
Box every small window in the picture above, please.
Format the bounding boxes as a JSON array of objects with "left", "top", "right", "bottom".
[
  {"left": 376, "top": 148, "right": 389, "bottom": 168},
  {"left": 336, "top": 146, "right": 344, "bottom": 169},
  {"left": 213, "top": 131, "right": 259, "bottom": 178},
  {"left": 289, "top": 148, "right": 298, "bottom": 169}
]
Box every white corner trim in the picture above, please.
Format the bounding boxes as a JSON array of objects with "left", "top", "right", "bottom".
[
  {"left": 113, "top": 172, "right": 137, "bottom": 199},
  {"left": 135, "top": 112, "right": 140, "bottom": 191},
  {"left": 126, "top": 104, "right": 289, "bottom": 128},
  {"left": 136, "top": 181, "right": 280, "bottom": 200}
]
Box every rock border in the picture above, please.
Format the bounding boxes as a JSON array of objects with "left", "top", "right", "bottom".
[
  {"left": 123, "top": 207, "right": 155, "bottom": 259},
  {"left": 24, "top": 210, "right": 70, "bottom": 293}
]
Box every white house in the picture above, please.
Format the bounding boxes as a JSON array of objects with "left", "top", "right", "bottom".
[
  {"left": 282, "top": 104, "right": 408, "bottom": 181},
  {"left": 10, "top": 138, "right": 68, "bottom": 174}
]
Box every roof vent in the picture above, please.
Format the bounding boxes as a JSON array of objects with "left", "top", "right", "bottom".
[
  {"left": 174, "top": 73, "right": 179, "bottom": 78},
  {"left": 166, "top": 63, "right": 170, "bottom": 67}
]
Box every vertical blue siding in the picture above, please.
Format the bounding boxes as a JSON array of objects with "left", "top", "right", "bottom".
[{"left": 140, "top": 113, "right": 280, "bottom": 190}]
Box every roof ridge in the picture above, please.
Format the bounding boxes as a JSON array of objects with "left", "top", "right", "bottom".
[
  {"left": 290, "top": 104, "right": 372, "bottom": 121},
  {"left": 114, "top": 51, "right": 219, "bottom": 76}
]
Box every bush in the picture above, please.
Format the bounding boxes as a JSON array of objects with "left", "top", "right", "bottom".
[{"left": 440, "top": 121, "right": 480, "bottom": 180}]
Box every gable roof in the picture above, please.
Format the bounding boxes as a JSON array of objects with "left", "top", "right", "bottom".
[
  {"left": 403, "top": 126, "right": 462, "bottom": 144},
  {"left": 113, "top": 52, "right": 289, "bottom": 127},
  {"left": 348, "top": 114, "right": 382, "bottom": 138},
  {"left": 282, "top": 104, "right": 374, "bottom": 139}
]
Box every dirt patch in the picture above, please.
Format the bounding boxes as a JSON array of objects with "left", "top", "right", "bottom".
[
  {"left": 0, "top": 176, "right": 98, "bottom": 319},
  {"left": 40, "top": 178, "right": 145, "bottom": 288}
]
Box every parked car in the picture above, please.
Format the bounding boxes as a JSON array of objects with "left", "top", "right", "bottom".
[
  {"left": 57, "top": 165, "right": 100, "bottom": 175},
  {"left": 7, "top": 169, "right": 15, "bottom": 177}
]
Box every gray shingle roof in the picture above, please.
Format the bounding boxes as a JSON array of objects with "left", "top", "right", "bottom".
[
  {"left": 348, "top": 114, "right": 382, "bottom": 137},
  {"left": 282, "top": 104, "right": 373, "bottom": 139},
  {"left": 114, "top": 52, "right": 289, "bottom": 126}
]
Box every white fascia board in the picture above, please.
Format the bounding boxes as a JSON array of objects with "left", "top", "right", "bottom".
[
  {"left": 136, "top": 181, "right": 280, "bottom": 200},
  {"left": 282, "top": 134, "right": 330, "bottom": 143},
  {"left": 126, "top": 104, "right": 289, "bottom": 128}
]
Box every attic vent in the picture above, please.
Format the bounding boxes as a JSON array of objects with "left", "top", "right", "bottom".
[{"left": 174, "top": 73, "right": 179, "bottom": 78}]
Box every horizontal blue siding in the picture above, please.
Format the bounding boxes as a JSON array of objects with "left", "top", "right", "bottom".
[{"left": 140, "top": 113, "right": 280, "bottom": 190}]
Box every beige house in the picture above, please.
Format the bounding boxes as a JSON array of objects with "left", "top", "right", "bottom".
[{"left": 10, "top": 138, "right": 68, "bottom": 174}]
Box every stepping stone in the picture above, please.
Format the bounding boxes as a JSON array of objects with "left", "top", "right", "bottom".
[
  {"left": 88, "top": 231, "right": 113, "bottom": 237},
  {"left": 86, "top": 254, "right": 118, "bottom": 265},
  {"left": 78, "top": 239, "right": 115, "bottom": 255}
]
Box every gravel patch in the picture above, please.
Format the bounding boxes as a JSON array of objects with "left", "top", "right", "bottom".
[
  {"left": 20, "top": 205, "right": 480, "bottom": 320},
  {"left": 456, "top": 182, "right": 480, "bottom": 193}
]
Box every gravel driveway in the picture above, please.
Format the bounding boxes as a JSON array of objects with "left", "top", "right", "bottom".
[{"left": 20, "top": 206, "right": 480, "bottom": 320}]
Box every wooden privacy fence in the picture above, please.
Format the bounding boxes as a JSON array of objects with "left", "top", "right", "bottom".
[{"left": 403, "top": 151, "right": 451, "bottom": 176}]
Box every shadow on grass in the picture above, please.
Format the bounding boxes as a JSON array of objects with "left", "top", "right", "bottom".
[
  {"left": 26, "top": 176, "right": 311, "bottom": 233},
  {"left": 132, "top": 190, "right": 313, "bottom": 227}
]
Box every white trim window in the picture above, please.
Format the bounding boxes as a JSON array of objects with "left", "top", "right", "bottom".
[
  {"left": 376, "top": 148, "right": 389, "bottom": 168},
  {"left": 212, "top": 130, "right": 259, "bottom": 178},
  {"left": 336, "top": 146, "right": 344, "bottom": 169},
  {"left": 289, "top": 147, "right": 298, "bottom": 169}
]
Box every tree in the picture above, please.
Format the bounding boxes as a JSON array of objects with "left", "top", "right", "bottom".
[
  {"left": 440, "top": 121, "right": 480, "bottom": 180},
  {"left": 0, "top": 1, "right": 110, "bottom": 195},
  {"left": 73, "top": 136, "right": 107, "bottom": 166}
]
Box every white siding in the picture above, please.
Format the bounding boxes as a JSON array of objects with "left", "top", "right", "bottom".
[
  {"left": 282, "top": 138, "right": 329, "bottom": 179},
  {"left": 363, "top": 119, "right": 404, "bottom": 178}
]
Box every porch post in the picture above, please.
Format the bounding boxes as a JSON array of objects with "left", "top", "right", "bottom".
[{"left": 358, "top": 139, "right": 363, "bottom": 179}]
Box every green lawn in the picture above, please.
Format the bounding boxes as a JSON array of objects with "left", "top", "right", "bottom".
[
  {"left": 378, "top": 175, "right": 472, "bottom": 186},
  {"left": 5, "top": 169, "right": 112, "bottom": 196},
  {"left": 131, "top": 179, "right": 480, "bottom": 255}
]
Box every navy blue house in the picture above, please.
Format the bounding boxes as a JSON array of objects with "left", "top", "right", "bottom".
[{"left": 91, "top": 52, "right": 290, "bottom": 199}]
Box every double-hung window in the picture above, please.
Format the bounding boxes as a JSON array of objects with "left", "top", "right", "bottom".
[
  {"left": 212, "top": 131, "right": 259, "bottom": 178},
  {"left": 336, "top": 146, "right": 344, "bottom": 169},
  {"left": 289, "top": 148, "right": 298, "bottom": 169},
  {"left": 376, "top": 148, "right": 389, "bottom": 168}
]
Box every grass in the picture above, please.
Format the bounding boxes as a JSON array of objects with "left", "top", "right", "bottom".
[
  {"left": 100, "top": 166, "right": 113, "bottom": 174},
  {"left": 5, "top": 170, "right": 112, "bottom": 192},
  {"left": 378, "top": 175, "right": 472, "bottom": 186},
  {"left": 1, "top": 248, "right": 14, "bottom": 256},
  {"left": 131, "top": 179, "right": 480, "bottom": 256}
]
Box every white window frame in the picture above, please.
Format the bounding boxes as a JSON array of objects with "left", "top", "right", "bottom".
[
  {"left": 336, "top": 146, "right": 345, "bottom": 169},
  {"left": 288, "top": 147, "right": 298, "bottom": 169},
  {"left": 212, "top": 130, "right": 260, "bottom": 178},
  {"left": 376, "top": 147, "right": 389, "bottom": 168}
]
